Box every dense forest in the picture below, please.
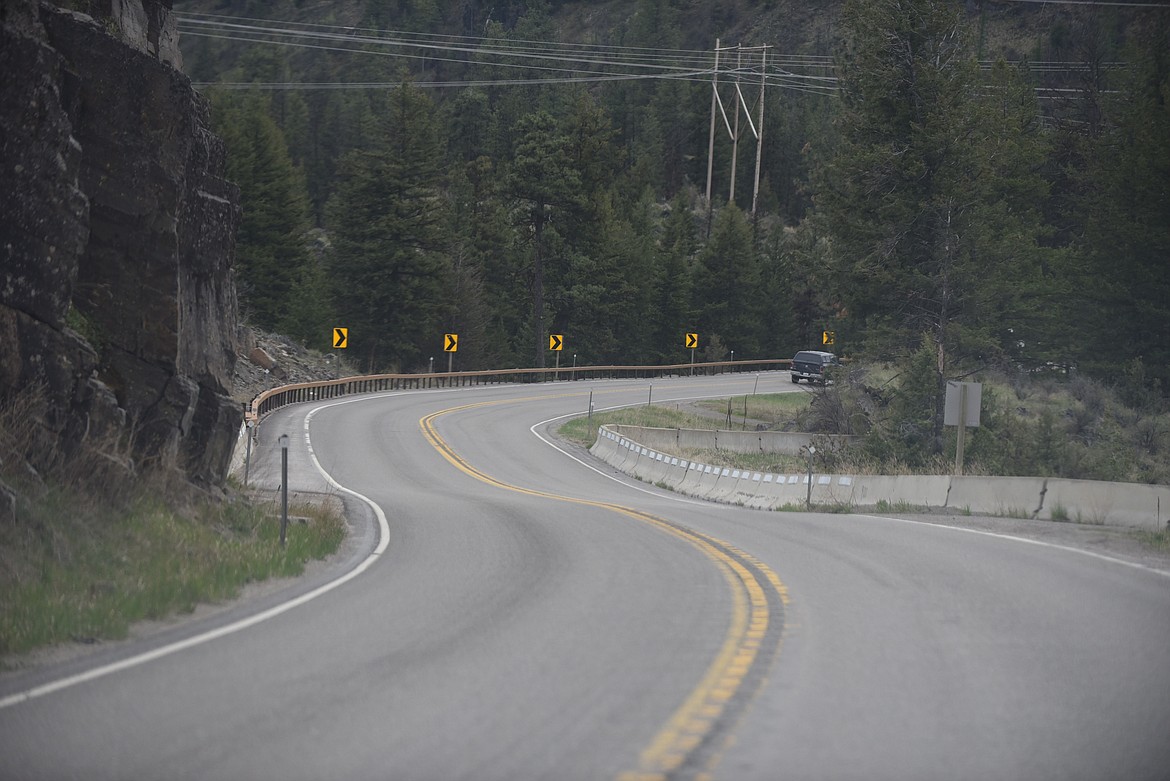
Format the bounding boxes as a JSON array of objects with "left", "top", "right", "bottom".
[{"left": 176, "top": 0, "right": 1169, "bottom": 401}]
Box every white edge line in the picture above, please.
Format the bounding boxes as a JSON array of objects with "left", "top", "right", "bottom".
[
  {"left": 0, "top": 395, "right": 392, "bottom": 711},
  {"left": 529, "top": 393, "right": 745, "bottom": 508},
  {"left": 531, "top": 392, "right": 1170, "bottom": 582},
  {"left": 853, "top": 513, "right": 1170, "bottom": 580},
  {"left": 0, "top": 378, "right": 771, "bottom": 708}
]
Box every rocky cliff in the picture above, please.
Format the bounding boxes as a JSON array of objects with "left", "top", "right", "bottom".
[{"left": 0, "top": 0, "right": 242, "bottom": 488}]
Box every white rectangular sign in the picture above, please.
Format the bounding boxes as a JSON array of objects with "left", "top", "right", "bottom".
[{"left": 944, "top": 381, "right": 982, "bottom": 427}]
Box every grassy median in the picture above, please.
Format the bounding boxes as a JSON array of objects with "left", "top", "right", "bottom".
[{"left": 558, "top": 393, "right": 815, "bottom": 473}]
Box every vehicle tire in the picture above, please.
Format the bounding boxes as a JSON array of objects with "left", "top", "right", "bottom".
[{"left": 791, "top": 376, "right": 799, "bottom": 383}]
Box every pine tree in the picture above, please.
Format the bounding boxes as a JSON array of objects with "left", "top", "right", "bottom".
[
  {"left": 760, "top": 219, "right": 828, "bottom": 356},
  {"left": 326, "top": 83, "right": 450, "bottom": 372},
  {"left": 564, "top": 192, "right": 657, "bottom": 365},
  {"left": 279, "top": 237, "right": 335, "bottom": 352},
  {"left": 1074, "top": 20, "right": 1170, "bottom": 392},
  {"left": 818, "top": 0, "right": 1057, "bottom": 446},
  {"left": 691, "top": 203, "right": 763, "bottom": 358},
  {"left": 444, "top": 158, "right": 514, "bottom": 369},
  {"left": 651, "top": 193, "right": 697, "bottom": 364},
  {"left": 505, "top": 111, "right": 583, "bottom": 368},
  {"left": 210, "top": 91, "right": 312, "bottom": 332}
]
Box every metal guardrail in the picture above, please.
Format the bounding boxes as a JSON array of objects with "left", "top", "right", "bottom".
[{"left": 248, "top": 359, "right": 793, "bottom": 424}]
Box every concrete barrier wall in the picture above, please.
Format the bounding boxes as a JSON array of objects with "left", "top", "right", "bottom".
[
  {"left": 947, "top": 477, "right": 1045, "bottom": 519},
  {"left": 229, "top": 421, "right": 255, "bottom": 480},
  {"left": 608, "top": 425, "right": 857, "bottom": 456},
  {"left": 1044, "top": 479, "right": 1170, "bottom": 527},
  {"left": 591, "top": 426, "right": 1170, "bottom": 530}
]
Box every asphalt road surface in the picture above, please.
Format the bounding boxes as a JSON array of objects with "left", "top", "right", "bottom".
[{"left": 2, "top": 373, "right": 1168, "bottom": 780}]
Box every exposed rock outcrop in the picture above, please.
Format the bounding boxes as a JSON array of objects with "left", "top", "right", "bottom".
[{"left": 0, "top": 0, "right": 242, "bottom": 487}]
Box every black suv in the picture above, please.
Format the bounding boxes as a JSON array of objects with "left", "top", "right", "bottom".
[{"left": 790, "top": 350, "right": 838, "bottom": 384}]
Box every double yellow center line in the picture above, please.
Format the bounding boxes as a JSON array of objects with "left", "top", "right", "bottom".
[{"left": 420, "top": 399, "right": 789, "bottom": 780}]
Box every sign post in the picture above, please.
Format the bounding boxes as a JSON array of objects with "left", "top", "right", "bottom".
[
  {"left": 956, "top": 384, "right": 968, "bottom": 475},
  {"left": 686, "top": 333, "right": 698, "bottom": 375},
  {"left": 444, "top": 333, "right": 458, "bottom": 373},
  {"left": 549, "top": 334, "right": 563, "bottom": 378},
  {"left": 944, "top": 381, "right": 983, "bottom": 476}
]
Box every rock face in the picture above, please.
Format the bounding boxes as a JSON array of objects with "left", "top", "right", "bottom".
[{"left": 0, "top": 0, "right": 242, "bottom": 486}]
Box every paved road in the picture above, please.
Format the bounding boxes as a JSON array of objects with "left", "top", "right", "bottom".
[{"left": 2, "top": 374, "right": 1168, "bottom": 780}]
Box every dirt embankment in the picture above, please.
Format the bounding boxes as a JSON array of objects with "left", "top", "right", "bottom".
[{"left": 232, "top": 328, "right": 358, "bottom": 408}]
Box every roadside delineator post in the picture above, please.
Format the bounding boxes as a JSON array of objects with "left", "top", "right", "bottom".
[
  {"left": 805, "top": 444, "right": 816, "bottom": 509},
  {"left": 279, "top": 433, "right": 289, "bottom": 547}
]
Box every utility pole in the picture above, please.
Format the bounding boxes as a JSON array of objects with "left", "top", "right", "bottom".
[
  {"left": 705, "top": 38, "right": 722, "bottom": 236},
  {"left": 751, "top": 45, "right": 766, "bottom": 215},
  {"left": 705, "top": 41, "right": 770, "bottom": 220},
  {"left": 730, "top": 46, "right": 741, "bottom": 205}
]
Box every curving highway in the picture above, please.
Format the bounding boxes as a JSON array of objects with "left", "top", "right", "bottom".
[{"left": 1, "top": 374, "right": 1168, "bottom": 781}]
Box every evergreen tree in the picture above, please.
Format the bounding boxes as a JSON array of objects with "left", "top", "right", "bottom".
[
  {"left": 505, "top": 111, "right": 583, "bottom": 367},
  {"left": 446, "top": 89, "right": 493, "bottom": 163},
  {"left": 691, "top": 203, "right": 763, "bottom": 358},
  {"left": 279, "top": 235, "right": 336, "bottom": 351},
  {"left": 564, "top": 192, "right": 657, "bottom": 364},
  {"left": 959, "top": 59, "right": 1065, "bottom": 370},
  {"left": 760, "top": 218, "right": 829, "bottom": 356},
  {"left": 651, "top": 193, "right": 698, "bottom": 364},
  {"left": 818, "top": 0, "right": 1056, "bottom": 446},
  {"left": 1074, "top": 20, "right": 1170, "bottom": 392},
  {"left": 326, "top": 83, "right": 450, "bottom": 372},
  {"left": 210, "top": 91, "right": 312, "bottom": 332},
  {"left": 765, "top": 90, "right": 836, "bottom": 225},
  {"left": 819, "top": 0, "right": 974, "bottom": 359},
  {"left": 445, "top": 157, "right": 517, "bottom": 368}
]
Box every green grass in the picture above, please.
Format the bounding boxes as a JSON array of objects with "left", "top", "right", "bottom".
[
  {"left": 560, "top": 394, "right": 813, "bottom": 448},
  {"left": 561, "top": 392, "right": 819, "bottom": 472},
  {"left": 0, "top": 484, "right": 344, "bottom": 658},
  {"left": 695, "top": 392, "right": 811, "bottom": 427},
  {"left": 558, "top": 404, "right": 721, "bottom": 447},
  {"left": 774, "top": 502, "right": 854, "bottom": 514},
  {"left": 678, "top": 449, "right": 807, "bottom": 473},
  {"left": 1136, "top": 529, "right": 1170, "bottom": 552},
  {"left": 874, "top": 499, "right": 924, "bottom": 513}
]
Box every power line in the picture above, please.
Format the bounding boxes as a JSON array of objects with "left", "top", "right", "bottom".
[
  {"left": 177, "top": 11, "right": 1134, "bottom": 98},
  {"left": 177, "top": 12, "right": 837, "bottom": 95},
  {"left": 181, "top": 29, "right": 710, "bottom": 83},
  {"left": 178, "top": 15, "right": 719, "bottom": 72}
]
